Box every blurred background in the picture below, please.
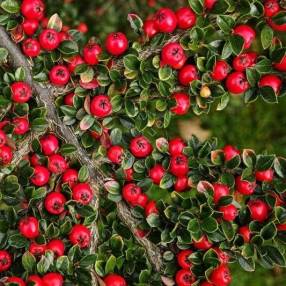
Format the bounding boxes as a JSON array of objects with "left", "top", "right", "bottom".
[{"left": 46, "top": 0, "right": 286, "bottom": 284}]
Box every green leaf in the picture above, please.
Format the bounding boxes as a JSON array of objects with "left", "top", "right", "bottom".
[
  {"left": 202, "top": 217, "right": 218, "bottom": 233},
  {"left": 105, "top": 255, "right": 116, "bottom": 274},
  {"left": 261, "top": 25, "right": 273, "bottom": 50},
  {"left": 80, "top": 254, "right": 97, "bottom": 268},
  {"left": 260, "top": 222, "right": 277, "bottom": 240},
  {"left": 229, "top": 35, "right": 244, "bottom": 55},
  {"left": 127, "top": 13, "right": 143, "bottom": 34},
  {"left": 59, "top": 144, "right": 77, "bottom": 155},
  {"left": 8, "top": 234, "right": 28, "bottom": 248},
  {"left": 158, "top": 66, "right": 172, "bottom": 81},
  {"left": 1, "top": 0, "right": 20, "bottom": 13},
  {"left": 238, "top": 255, "right": 255, "bottom": 272},
  {"left": 80, "top": 115, "right": 95, "bottom": 131},
  {"left": 263, "top": 246, "right": 286, "bottom": 267},
  {"left": 259, "top": 86, "right": 278, "bottom": 104},
  {"left": 58, "top": 41, "right": 79, "bottom": 56},
  {"left": 256, "top": 154, "right": 275, "bottom": 171},
  {"left": 78, "top": 165, "right": 89, "bottom": 182},
  {"left": 22, "top": 251, "right": 36, "bottom": 273},
  {"left": 123, "top": 54, "right": 139, "bottom": 71},
  {"left": 188, "top": 0, "right": 203, "bottom": 14},
  {"left": 160, "top": 173, "right": 174, "bottom": 189},
  {"left": 272, "top": 11, "right": 286, "bottom": 26},
  {"left": 217, "top": 15, "right": 235, "bottom": 33}
]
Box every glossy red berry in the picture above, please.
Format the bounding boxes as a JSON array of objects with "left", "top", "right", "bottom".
[
  {"left": 90, "top": 95, "right": 112, "bottom": 118},
  {"left": 213, "top": 247, "right": 230, "bottom": 264},
  {"left": 72, "top": 183, "right": 93, "bottom": 205},
  {"left": 11, "top": 81, "right": 32, "bottom": 103},
  {"left": 47, "top": 239, "right": 65, "bottom": 257},
  {"left": 68, "top": 55, "right": 84, "bottom": 73},
  {"left": 204, "top": 0, "right": 217, "bottom": 10},
  {"left": 77, "top": 22, "right": 88, "bottom": 33},
  {"left": 21, "top": 0, "right": 45, "bottom": 20},
  {"left": 0, "top": 145, "right": 12, "bottom": 165},
  {"left": 39, "top": 29, "right": 60, "bottom": 51},
  {"left": 63, "top": 92, "right": 75, "bottom": 106},
  {"left": 268, "top": 17, "right": 286, "bottom": 32},
  {"left": 161, "top": 42, "right": 186, "bottom": 69},
  {"left": 130, "top": 136, "right": 153, "bottom": 158},
  {"left": 107, "top": 145, "right": 124, "bottom": 164},
  {"left": 177, "top": 249, "right": 193, "bottom": 269},
  {"left": 210, "top": 264, "right": 232, "bottom": 286},
  {"left": 176, "top": 7, "right": 196, "bottom": 30},
  {"left": 29, "top": 242, "right": 46, "bottom": 256},
  {"left": 69, "top": 224, "right": 91, "bottom": 248},
  {"left": 178, "top": 64, "right": 199, "bottom": 86},
  {"left": 175, "top": 269, "right": 196, "bottom": 286},
  {"left": 134, "top": 228, "right": 147, "bottom": 238},
  {"left": 213, "top": 183, "right": 230, "bottom": 204},
  {"left": 12, "top": 117, "right": 30, "bottom": 135},
  {"left": 154, "top": 8, "right": 177, "bottom": 33},
  {"left": 171, "top": 92, "right": 190, "bottom": 115},
  {"left": 232, "top": 52, "right": 257, "bottom": 72},
  {"left": 103, "top": 274, "right": 127, "bottom": 286},
  {"left": 170, "top": 154, "right": 189, "bottom": 177},
  {"left": 201, "top": 281, "right": 213, "bottom": 286},
  {"left": 143, "top": 19, "right": 158, "bottom": 38},
  {"left": 258, "top": 74, "right": 282, "bottom": 94},
  {"left": 174, "top": 176, "right": 188, "bottom": 192},
  {"left": 193, "top": 235, "right": 213, "bottom": 250},
  {"left": 233, "top": 25, "right": 256, "bottom": 49},
  {"left": 211, "top": 60, "right": 230, "bottom": 81},
  {"left": 40, "top": 134, "right": 59, "bottom": 156},
  {"left": 134, "top": 193, "right": 148, "bottom": 208},
  {"left": 124, "top": 168, "right": 133, "bottom": 181},
  {"left": 274, "top": 54, "right": 286, "bottom": 71},
  {"left": 27, "top": 275, "right": 44, "bottom": 286},
  {"left": 49, "top": 65, "right": 70, "bottom": 86},
  {"left": 238, "top": 225, "right": 251, "bottom": 243},
  {"left": 62, "top": 168, "right": 78, "bottom": 187},
  {"left": 248, "top": 199, "right": 269, "bottom": 222},
  {"left": 226, "top": 71, "right": 250, "bottom": 94},
  {"left": 44, "top": 192, "right": 66, "bottom": 215},
  {"left": 83, "top": 43, "right": 102, "bottom": 65},
  {"left": 235, "top": 176, "right": 256, "bottom": 195},
  {"left": 22, "top": 19, "right": 39, "bottom": 36},
  {"left": 42, "top": 273, "right": 64, "bottom": 286},
  {"left": 22, "top": 38, "right": 41, "bottom": 57},
  {"left": 19, "top": 216, "right": 39, "bottom": 239},
  {"left": 255, "top": 169, "right": 274, "bottom": 182},
  {"left": 264, "top": 0, "right": 280, "bottom": 17},
  {"left": 219, "top": 204, "right": 238, "bottom": 221},
  {"left": 122, "top": 183, "right": 142, "bottom": 205},
  {"left": 145, "top": 200, "right": 159, "bottom": 217},
  {"left": 277, "top": 224, "right": 286, "bottom": 231},
  {"left": 169, "top": 137, "right": 186, "bottom": 155},
  {"left": 6, "top": 277, "right": 26, "bottom": 286},
  {"left": 31, "top": 166, "right": 50, "bottom": 186},
  {"left": 0, "top": 130, "right": 7, "bottom": 147},
  {"left": 223, "top": 145, "right": 240, "bottom": 161},
  {"left": 0, "top": 250, "right": 12, "bottom": 272},
  {"left": 149, "top": 164, "right": 165, "bottom": 184},
  {"left": 48, "top": 154, "right": 68, "bottom": 174},
  {"left": 105, "top": 32, "right": 128, "bottom": 56}
]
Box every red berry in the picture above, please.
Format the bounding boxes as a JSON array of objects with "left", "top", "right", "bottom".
[
  {"left": 0, "top": 250, "right": 12, "bottom": 272},
  {"left": 27, "top": 275, "right": 43, "bottom": 286},
  {"left": 248, "top": 199, "right": 269, "bottom": 222},
  {"left": 21, "top": 0, "right": 45, "bottom": 20},
  {"left": 29, "top": 242, "right": 46, "bottom": 256},
  {"left": 169, "top": 137, "right": 186, "bottom": 155},
  {"left": 47, "top": 239, "right": 65, "bottom": 257},
  {"left": 90, "top": 95, "right": 112, "bottom": 118},
  {"left": 213, "top": 247, "right": 230, "bottom": 264},
  {"left": 49, "top": 65, "right": 70, "bottom": 86},
  {"left": 204, "top": 0, "right": 217, "bottom": 10},
  {"left": 258, "top": 74, "right": 282, "bottom": 94},
  {"left": 22, "top": 38, "right": 41, "bottom": 57},
  {"left": 210, "top": 264, "right": 232, "bottom": 286},
  {"left": 238, "top": 225, "right": 251, "bottom": 243},
  {"left": 233, "top": 25, "right": 256, "bottom": 49},
  {"left": 107, "top": 145, "right": 124, "bottom": 164},
  {"left": 219, "top": 204, "right": 238, "bottom": 221},
  {"left": 12, "top": 117, "right": 30, "bottom": 135},
  {"left": 145, "top": 200, "right": 159, "bottom": 217},
  {"left": 39, "top": 29, "right": 60, "bottom": 51},
  {"left": 122, "top": 183, "right": 142, "bottom": 205},
  {"left": 232, "top": 52, "right": 257, "bottom": 72},
  {"left": 105, "top": 32, "right": 128, "bottom": 56},
  {"left": 211, "top": 60, "right": 230, "bottom": 81},
  {"left": 40, "top": 134, "right": 59, "bottom": 156},
  {"left": 264, "top": 0, "right": 280, "bottom": 17},
  {"left": 103, "top": 274, "right": 127, "bottom": 286},
  {"left": 0, "top": 130, "right": 6, "bottom": 147},
  {"left": 124, "top": 168, "right": 133, "bottom": 181},
  {"left": 226, "top": 71, "right": 250, "bottom": 94},
  {"left": 69, "top": 224, "right": 91, "bottom": 248},
  {"left": 268, "top": 17, "right": 286, "bottom": 32},
  {"left": 72, "top": 183, "right": 93, "bottom": 205},
  {"left": 177, "top": 249, "right": 193, "bottom": 269},
  {"left": 223, "top": 145, "right": 240, "bottom": 161},
  {"left": 161, "top": 42, "right": 186, "bottom": 70},
  {"left": 176, "top": 7, "right": 196, "bottom": 30},
  {"left": 134, "top": 228, "right": 147, "bottom": 238},
  {"left": 42, "top": 273, "right": 64, "bottom": 286},
  {"left": 235, "top": 176, "right": 256, "bottom": 195},
  {"left": 22, "top": 19, "right": 39, "bottom": 36},
  {"left": 44, "top": 192, "right": 66, "bottom": 215},
  {"left": 134, "top": 193, "right": 148, "bottom": 208},
  {"left": 171, "top": 92, "right": 190, "bottom": 115},
  {"left": 174, "top": 176, "right": 188, "bottom": 192},
  {"left": 77, "top": 22, "right": 88, "bottom": 33},
  {"left": 154, "top": 8, "right": 177, "bottom": 33},
  {"left": 83, "top": 43, "right": 102, "bottom": 65},
  {"left": 170, "top": 154, "right": 189, "bottom": 177},
  {"left": 63, "top": 92, "right": 75, "bottom": 106},
  {"left": 255, "top": 169, "right": 274, "bottom": 182},
  {"left": 130, "top": 136, "right": 153, "bottom": 158},
  {"left": 0, "top": 145, "right": 13, "bottom": 165},
  {"left": 175, "top": 269, "right": 196, "bottom": 286},
  {"left": 178, "top": 64, "right": 199, "bottom": 86},
  {"left": 143, "top": 19, "right": 158, "bottom": 38},
  {"left": 274, "top": 55, "right": 286, "bottom": 72},
  {"left": 31, "top": 165, "right": 50, "bottom": 186},
  {"left": 149, "top": 164, "right": 165, "bottom": 184},
  {"left": 58, "top": 31, "right": 70, "bottom": 42},
  {"left": 6, "top": 277, "right": 26, "bottom": 286},
  {"left": 11, "top": 81, "right": 32, "bottom": 103},
  {"left": 277, "top": 224, "right": 286, "bottom": 231},
  {"left": 201, "top": 282, "right": 213, "bottom": 286},
  {"left": 193, "top": 235, "right": 213, "bottom": 250},
  {"left": 62, "top": 168, "right": 78, "bottom": 187},
  {"left": 68, "top": 55, "right": 84, "bottom": 73},
  {"left": 213, "top": 183, "right": 230, "bottom": 204},
  {"left": 19, "top": 216, "right": 39, "bottom": 239},
  {"left": 48, "top": 154, "right": 68, "bottom": 174}
]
